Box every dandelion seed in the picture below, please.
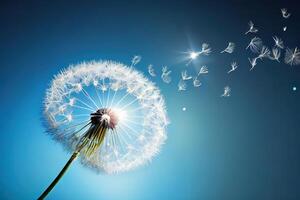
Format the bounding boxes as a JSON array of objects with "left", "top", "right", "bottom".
[
  {"left": 40, "top": 60, "right": 168, "bottom": 198},
  {"left": 198, "top": 66, "right": 208, "bottom": 75},
  {"left": 257, "top": 46, "right": 270, "bottom": 60},
  {"left": 227, "top": 62, "right": 238, "bottom": 74},
  {"left": 221, "top": 86, "right": 231, "bottom": 97},
  {"left": 161, "top": 66, "right": 172, "bottom": 83},
  {"left": 200, "top": 43, "right": 212, "bottom": 56},
  {"left": 245, "top": 21, "right": 258, "bottom": 34},
  {"left": 281, "top": 8, "right": 291, "bottom": 19},
  {"left": 249, "top": 57, "right": 258, "bottom": 71},
  {"left": 148, "top": 64, "right": 156, "bottom": 77},
  {"left": 193, "top": 77, "right": 202, "bottom": 87},
  {"left": 246, "top": 37, "right": 263, "bottom": 53},
  {"left": 131, "top": 55, "right": 142, "bottom": 67},
  {"left": 283, "top": 26, "right": 287, "bottom": 32},
  {"left": 248, "top": 46, "right": 270, "bottom": 70},
  {"left": 284, "top": 47, "right": 300, "bottom": 66},
  {"left": 273, "top": 36, "right": 284, "bottom": 49},
  {"left": 221, "top": 42, "right": 235, "bottom": 54},
  {"left": 181, "top": 70, "right": 192, "bottom": 80},
  {"left": 178, "top": 79, "right": 187, "bottom": 91},
  {"left": 269, "top": 48, "right": 281, "bottom": 62}
]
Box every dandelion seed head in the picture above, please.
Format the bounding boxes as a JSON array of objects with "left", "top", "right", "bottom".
[{"left": 44, "top": 60, "right": 168, "bottom": 173}]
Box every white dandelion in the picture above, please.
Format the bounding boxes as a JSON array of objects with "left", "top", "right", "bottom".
[
  {"left": 246, "top": 37, "right": 263, "bottom": 53},
  {"left": 193, "top": 77, "right": 202, "bottom": 87},
  {"left": 181, "top": 70, "right": 192, "bottom": 80},
  {"left": 249, "top": 57, "right": 258, "bottom": 71},
  {"left": 200, "top": 43, "right": 212, "bottom": 55},
  {"left": 227, "top": 62, "right": 238, "bottom": 74},
  {"left": 281, "top": 8, "right": 291, "bottom": 19},
  {"left": 269, "top": 48, "right": 281, "bottom": 62},
  {"left": 198, "top": 66, "right": 209, "bottom": 75},
  {"left": 161, "top": 66, "right": 172, "bottom": 83},
  {"left": 273, "top": 36, "right": 284, "bottom": 49},
  {"left": 284, "top": 47, "right": 300, "bottom": 66},
  {"left": 221, "top": 86, "right": 231, "bottom": 97},
  {"left": 221, "top": 42, "right": 235, "bottom": 54},
  {"left": 40, "top": 60, "right": 168, "bottom": 198},
  {"left": 178, "top": 79, "right": 187, "bottom": 91},
  {"left": 131, "top": 55, "right": 142, "bottom": 67},
  {"left": 245, "top": 21, "right": 258, "bottom": 34},
  {"left": 148, "top": 64, "right": 156, "bottom": 77}
]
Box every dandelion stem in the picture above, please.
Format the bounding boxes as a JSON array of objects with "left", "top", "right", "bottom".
[{"left": 38, "top": 151, "right": 79, "bottom": 200}]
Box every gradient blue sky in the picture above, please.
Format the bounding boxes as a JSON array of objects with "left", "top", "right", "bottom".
[{"left": 1, "top": 0, "right": 300, "bottom": 199}]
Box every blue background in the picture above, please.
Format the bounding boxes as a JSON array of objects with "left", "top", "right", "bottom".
[{"left": 1, "top": 0, "right": 300, "bottom": 199}]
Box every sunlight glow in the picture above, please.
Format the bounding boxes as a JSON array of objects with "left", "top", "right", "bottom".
[{"left": 190, "top": 51, "right": 199, "bottom": 60}]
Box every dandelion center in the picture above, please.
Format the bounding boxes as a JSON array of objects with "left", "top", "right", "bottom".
[{"left": 90, "top": 108, "right": 118, "bottom": 129}]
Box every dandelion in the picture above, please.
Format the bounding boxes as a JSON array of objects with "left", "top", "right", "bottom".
[
  {"left": 227, "top": 62, "right": 238, "bottom": 74},
  {"left": 193, "top": 77, "right": 202, "bottom": 87},
  {"left": 273, "top": 36, "right": 284, "bottom": 49},
  {"left": 245, "top": 21, "right": 258, "bottom": 34},
  {"left": 221, "top": 86, "right": 231, "bottom": 97},
  {"left": 181, "top": 70, "right": 192, "bottom": 80},
  {"left": 269, "top": 48, "right": 281, "bottom": 62},
  {"left": 148, "top": 64, "right": 156, "bottom": 77},
  {"left": 131, "top": 55, "right": 142, "bottom": 67},
  {"left": 284, "top": 47, "right": 300, "bottom": 66},
  {"left": 161, "top": 66, "right": 172, "bottom": 83},
  {"left": 249, "top": 57, "right": 258, "bottom": 71},
  {"left": 246, "top": 37, "right": 263, "bottom": 53},
  {"left": 221, "top": 42, "right": 235, "bottom": 54},
  {"left": 178, "top": 79, "right": 187, "bottom": 91},
  {"left": 198, "top": 66, "right": 209, "bottom": 75},
  {"left": 39, "top": 61, "right": 168, "bottom": 199},
  {"left": 281, "top": 8, "right": 291, "bottom": 19}
]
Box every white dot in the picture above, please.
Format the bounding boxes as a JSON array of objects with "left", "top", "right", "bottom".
[
  {"left": 293, "top": 86, "right": 297, "bottom": 91},
  {"left": 182, "top": 107, "right": 186, "bottom": 111},
  {"left": 190, "top": 52, "right": 198, "bottom": 60}
]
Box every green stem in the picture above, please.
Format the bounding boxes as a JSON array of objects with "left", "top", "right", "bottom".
[{"left": 37, "top": 152, "right": 79, "bottom": 200}]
